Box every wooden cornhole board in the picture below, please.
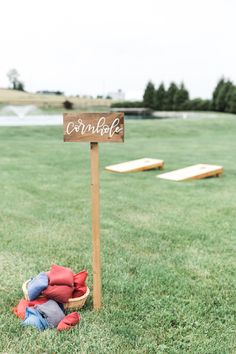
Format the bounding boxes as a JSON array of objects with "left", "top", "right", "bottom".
[
  {"left": 105, "top": 158, "right": 164, "bottom": 173},
  {"left": 157, "top": 164, "right": 223, "bottom": 181}
]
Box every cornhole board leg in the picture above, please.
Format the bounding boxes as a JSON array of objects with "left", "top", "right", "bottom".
[{"left": 90, "top": 142, "right": 102, "bottom": 310}]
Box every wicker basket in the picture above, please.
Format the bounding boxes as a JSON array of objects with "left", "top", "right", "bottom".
[
  {"left": 22, "top": 279, "right": 90, "bottom": 310},
  {"left": 64, "top": 287, "right": 90, "bottom": 310}
]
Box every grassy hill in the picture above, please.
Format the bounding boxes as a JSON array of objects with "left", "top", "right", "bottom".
[{"left": 0, "top": 88, "right": 112, "bottom": 109}]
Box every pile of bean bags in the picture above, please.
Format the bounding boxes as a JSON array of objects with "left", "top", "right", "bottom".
[{"left": 12, "top": 264, "right": 88, "bottom": 331}]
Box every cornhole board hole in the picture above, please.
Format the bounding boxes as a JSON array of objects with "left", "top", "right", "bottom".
[
  {"left": 105, "top": 158, "right": 164, "bottom": 173},
  {"left": 157, "top": 164, "right": 223, "bottom": 181}
]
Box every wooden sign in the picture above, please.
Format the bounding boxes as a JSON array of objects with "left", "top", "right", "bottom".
[
  {"left": 64, "top": 112, "right": 124, "bottom": 142},
  {"left": 157, "top": 164, "right": 223, "bottom": 181},
  {"left": 105, "top": 158, "right": 164, "bottom": 173},
  {"left": 63, "top": 112, "right": 124, "bottom": 311}
]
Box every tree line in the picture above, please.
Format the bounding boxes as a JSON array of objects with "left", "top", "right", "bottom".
[
  {"left": 143, "top": 82, "right": 191, "bottom": 111},
  {"left": 112, "top": 78, "right": 236, "bottom": 114},
  {"left": 142, "top": 79, "right": 236, "bottom": 113}
]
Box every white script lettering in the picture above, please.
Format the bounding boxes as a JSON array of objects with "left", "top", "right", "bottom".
[{"left": 66, "top": 117, "right": 123, "bottom": 138}]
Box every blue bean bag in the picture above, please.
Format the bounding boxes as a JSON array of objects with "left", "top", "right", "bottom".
[
  {"left": 27, "top": 272, "right": 48, "bottom": 301},
  {"left": 22, "top": 307, "right": 49, "bottom": 331}
]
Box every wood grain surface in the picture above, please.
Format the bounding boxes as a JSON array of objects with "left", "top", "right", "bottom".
[
  {"left": 157, "top": 164, "right": 223, "bottom": 181},
  {"left": 106, "top": 158, "right": 164, "bottom": 173}
]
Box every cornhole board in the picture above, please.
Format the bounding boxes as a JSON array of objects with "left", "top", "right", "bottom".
[
  {"left": 157, "top": 164, "right": 223, "bottom": 181},
  {"left": 105, "top": 158, "right": 164, "bottom": 173}
]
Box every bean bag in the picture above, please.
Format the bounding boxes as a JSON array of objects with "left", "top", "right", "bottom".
[
  {"left": 42, "top": 285, "right": 73, "bottom": 303},
  {"left": 35, "top": 300, "right": 65, "bottom": 328},
  {"left": 57, "top": 312, "right": 80, "bottom": 331},
  {"left": 27, "top": 272, "right": 49, "bottom": 300},
  {"left": 12, "top": 298, "right": 48, "bottom": 320},
  {"left": 73, "top": 270, "right": 87, "bottom": 297},
  {"left": 22, "top": 307, "right": 49, "bottom": 331},
  {"left": 72, "top": 285, "right": 87, "bottom": 298},
  {"left": 73, "top": 270, "right": 87, "bottom": 286},
  {"left": 48, "top": 264, "right": 74, "bottom": 287}
]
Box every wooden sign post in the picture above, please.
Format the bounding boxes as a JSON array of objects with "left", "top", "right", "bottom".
[{"left": 64, "top": 112, "right": 124, "bottom": 310}]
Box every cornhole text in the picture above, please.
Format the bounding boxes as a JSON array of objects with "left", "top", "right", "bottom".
[{"left": 63, "top": 112, "right": 124, "bottom": 310}]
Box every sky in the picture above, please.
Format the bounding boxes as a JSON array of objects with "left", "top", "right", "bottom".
[{"left": 0, "top": 0, "right": 235, "bottom": 100}]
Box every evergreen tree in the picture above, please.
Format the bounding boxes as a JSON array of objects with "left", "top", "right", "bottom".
[
  {"left": 212, "top": 78, "right": 225, "bottom": 110},
  {"left": 225, "top": 83, "right": 235, "bottom": 113},
  {"left": 174, "top": 82, "right": 189, "bottom": 110},
  {"left": 165, "top": 82, "right": 178, "bottom": 110},
  {"left": 143, "top": 81, "right": 155, "bottom": 108},
  {"left": 226, "top": 87, "right": 236, "bottom": 113},
  {"left": 154, "top": 83, "right": 166, "bottom": 110},
  {"left": 215, "top": 80, "right": 233, "bottom": 112}
]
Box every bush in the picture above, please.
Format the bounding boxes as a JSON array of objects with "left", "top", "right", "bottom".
[
  {"left": 185, "top": 98, "right": 212, "bottom": 111},
  {"left": 63, "top": 100, "right": 73, "bottom": 110}
]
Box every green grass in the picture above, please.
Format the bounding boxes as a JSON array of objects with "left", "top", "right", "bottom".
[{"left": 0, "top": 115, "right": 235, "bottom": 353}]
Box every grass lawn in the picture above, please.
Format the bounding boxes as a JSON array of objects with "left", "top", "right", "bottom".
[{"left": 0, "top": 115, "right": 235, "bottom": 353}]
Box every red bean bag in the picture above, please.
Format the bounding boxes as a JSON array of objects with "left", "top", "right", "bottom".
[
  {"left": 48, "top": 264, "right": 74, "bottom": 287},
  {"left": 12, "top": 298, "right": 48, "bottom": 320},
  {"left": 73, "top": 270, "right": 87, "bottom": 286},
  {"left": 57, "top": 312, "right": 80, "bottom": 331},
  {"left": 72, "top": 285, "right": 87, "bottom": 298},
  {"left": 73, "top": 270, "right": 87, "bottom": 297},
  {"left": 42, "top": 285, "right": 73, "bottom": 303}
]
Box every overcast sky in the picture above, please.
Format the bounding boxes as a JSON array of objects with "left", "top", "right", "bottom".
[{"left": 0, "top": 0, "right": 235, "bottom": 99}]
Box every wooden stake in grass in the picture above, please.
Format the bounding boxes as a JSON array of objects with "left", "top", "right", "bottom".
[
  {"left": 64, "top": 112, "right": 124, "bottom": 310},
  {"left": 90, "top": 142, "right": 101, "bottom": 309}
]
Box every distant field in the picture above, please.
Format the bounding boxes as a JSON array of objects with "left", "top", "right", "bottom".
[
  {"left": 0, "top": 89, "right": 112, "bottom": 109},
  {"left": 0, "top": 115, "right": 235, "bottom": 353}
]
